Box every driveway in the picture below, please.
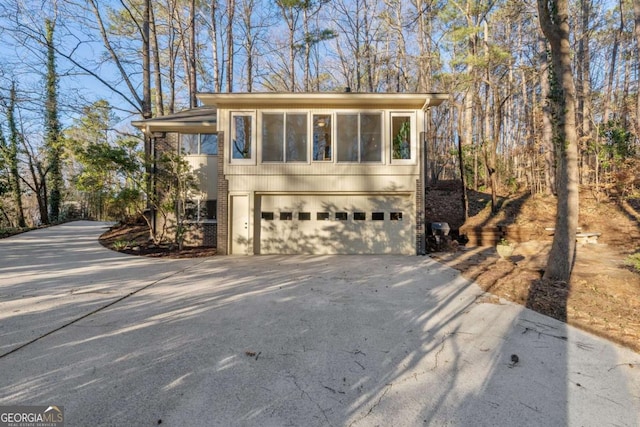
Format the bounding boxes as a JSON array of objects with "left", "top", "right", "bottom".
[{"left": 0, "top": 221, "right": 638, "bottom": 426}]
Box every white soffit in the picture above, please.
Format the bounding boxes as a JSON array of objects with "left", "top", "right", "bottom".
[
  {"left": 131, "top": 107, "right": 217, "bottom": 132},
  {"left": 197, "top": 92, "right": 449, "bottom": 110}
]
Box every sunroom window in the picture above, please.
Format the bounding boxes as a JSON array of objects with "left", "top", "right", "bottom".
[
  {"left": 231, "top": 113, "right": 254, "bottom": 161},
  {"left": 391, "top": 113, "right": 414, "bottom": 161},
  {"left": 336, "top": 113, "right": 382, "bottom": 163},
  {"left": 313, "top": 114, "right": 332, "bottom": 161},
  {"left": 262, "top": 113, "right": 308, "bottom": 162}
]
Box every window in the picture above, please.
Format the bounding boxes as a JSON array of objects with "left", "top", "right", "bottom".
[
  {"left": 231, "top": 113, "right": 254, "bottom": 161},
  {"left": 317, "top": 212, "right": 330, "bottom": 220},
  {"left": 183, "top": 199, "right": 216, "bottom": 222},
  {"left": 336, "top": 114, "right": 357, "bottom": 162},
  {"left": 354, "top": 212, "right": 366, "bottom": 221},
  {"left": 180, "top": 134, "right": 218, "bottom": 155},
  {"left": 262, "top": 113, "right": 307, "bottom": 162},
  {"left": 372, "top": 212, "right": 385, "bottom": 221},
  {"left": 313, "top": 114, "right": 332, "bottom": 161},
  {"left": 262, "top": 212, "right": 274, "bottom": 220},
  {"left": 337, "top": 113, "right": 382, "bottom": 163},
  {"left": 390, "top": 212, "right": 403, "bottom": 221},
  {"left": 299, "top": 212, "right": 311, "bottom": 221},
  {"left": 335, "top": 212, "right": 348, "bottom": 221},
  {"left": 391, "top": 113, "right": 414, "bottom": 161},
  {"left": 280, "top": 212, "right": 293, "bottom": 220}
]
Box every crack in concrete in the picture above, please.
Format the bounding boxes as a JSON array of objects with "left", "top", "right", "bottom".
[
  {"left": 288, "top": 375, "right": 333, "bottom": 426},
  {"left": 349, "top": 383, "right": 392, "bottom": 426},
  {"left": 0, "top": 259, "right": 208, "bottom": 359}
]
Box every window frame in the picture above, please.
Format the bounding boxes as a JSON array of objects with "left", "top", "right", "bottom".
[
  {"left": 182, "top": 199, "right": 217, "bottom": 223},
  {"left": 390, "top": 112, "right": 416, "bottom": 164},
  {"left": 230, "top": 111, "right": 256, "bottom": 164},
  {"left": 227, "top": 109, "right": 420, "bottom": 166},
  {"left": 312, "top": 114, "right": 333, "bottom": 162},
  {"left": 260, "top": 112, "right": 309, "bottom": 163},
  {"left": 335, "top": 111, "right": 384, "bottom": 164},
  {"left": 180, "top": 133, "right": 219, "bottom": 156}
]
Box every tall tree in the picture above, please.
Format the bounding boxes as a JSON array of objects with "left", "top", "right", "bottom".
[
  {"left": 634, "top": 0, "right": 640, "bottom": 138},
  {"left": 227, "top": 0, "right": 236, "bottom": 92},
  {"left": 189, "top": 0, "right": 197, "bottom": 106},
  {"left": 142, "top": 0, "right": 152, "bottom": 118},
  {"left": 44, "top": 18, "right": 62, "bottom": 223},
  {"left": 537, "top": 0, "right": 580, "bottom": 282},
  {"left": 4, "top": 83, "right": 27, "bottom": 228},
  {"left": 538, "top": 35, "right": 556, "bottom": 194}
]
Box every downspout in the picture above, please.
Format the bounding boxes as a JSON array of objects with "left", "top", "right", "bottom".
[
  {"left": 146, "top": 125, "right": 157, "bottom": 237},
  {"left": 419, "top": 107, "right": 428, "bottom": 255}
]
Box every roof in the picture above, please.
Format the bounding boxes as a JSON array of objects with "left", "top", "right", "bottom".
[
  {"left": 132, "top": 92, "right": 449, "bottom": 132},
  {"left": 131, "top": 107, "right": 217, "bottom": 133},
  {"left": 197, "top": 92, "right": 448, "bottom": 110}
]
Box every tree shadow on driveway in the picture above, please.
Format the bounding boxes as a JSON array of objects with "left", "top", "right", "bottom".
[{"left": 0, "top": 225, "right": 638, "bottom": 426}]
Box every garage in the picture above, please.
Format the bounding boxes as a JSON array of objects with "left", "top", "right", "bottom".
[{"left": 257, "top": 194, "right": 415, "bottom": 254}]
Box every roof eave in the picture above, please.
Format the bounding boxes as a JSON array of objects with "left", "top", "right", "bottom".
[{"left": 197, "top": 92, "right": 449, "bottom": 110}]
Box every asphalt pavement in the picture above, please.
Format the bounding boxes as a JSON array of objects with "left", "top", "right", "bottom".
[{"left": 0, "top": 221, "right": 638, "bottom": 426}]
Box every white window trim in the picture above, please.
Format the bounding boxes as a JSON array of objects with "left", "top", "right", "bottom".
[
  {"left": 335, "top": 111, "right": 385, "bottom": 164},
  {"left": 230, "top": 111, "right": 256, "bottom": 164},
  {"left": 390, "top": 112, "right": 417, "bottom": 165},
  {"left": 311, "top": 113, "right": 334, "bottom": 162},
  {"left": 259, "top": 112, "right": 310, "bottom": 164},
  {"left": 180, "top": 133, "right": 218, "bottom": 156}
]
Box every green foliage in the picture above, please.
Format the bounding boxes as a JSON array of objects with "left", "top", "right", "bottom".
[
  {"left": 597, "top": 120, "right": 634, "bottom": 168},
  {"left": 66, "top": 100, "right": 142, "bottom": 221},
  {"left": 625, "top": 253, "right": 640, "bottom": 273},
  {"left": 452, "top": 144, "right": 486, "bottom": 189},
  {"left": 45, "top": 18, "right": 63, "bottom": 223},
  {"left": 392, "top": 121, "right": 410, "bottom": 159},
  {"left": 4, "top": 82, "right": 26, "bottom": 228},
  {"left": 112, "top": 240, "right": 131, "bottom": 251},
  {"left": 154, "top": 151, "right": 198, "bottom": 249}
]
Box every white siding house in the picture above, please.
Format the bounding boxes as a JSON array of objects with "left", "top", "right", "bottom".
[{"left": 133, "top": 92, "right": 448, "bottom": 255}]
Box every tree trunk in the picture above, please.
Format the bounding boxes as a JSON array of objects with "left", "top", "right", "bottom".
[
  {"left": 635, "top": 0, "right": 640, "bottom": 138},
  {"left": 45, "top": 19, "right": 62, "bottom": 223},
  {"left": 538, "top": 35, "right": 556, "bottom": 194},
  {"left": 150, "top": 2, "right": 164, "bottom": 116},
  {"left": 537, "top": 0, "right": 580, "bottom": 282},
  {"left": 189, "top": 0, "right": 197, "bottom": 107},
  {"left": 142, "top": 0, "right": 151, "bottom": 119},
  {"left": 210, "top": 0, "right": 221, "bottom": 93},
  {"left": 226, "top": 0, "right": 235, "bottom": 92},
  {"left": 6, "top": 83, "right": 26, "bottom": 227},
  {"left": 603, "top": 0, "right": 623, "bottom": 123}
]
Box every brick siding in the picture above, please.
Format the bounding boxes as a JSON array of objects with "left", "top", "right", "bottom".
[{"left": 216, "top": 131, "right": 229, "bottom": 255}]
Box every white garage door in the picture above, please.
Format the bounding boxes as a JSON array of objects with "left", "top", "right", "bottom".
[{"left": 258, "top": 194, "right": 415, "bottom": 254}]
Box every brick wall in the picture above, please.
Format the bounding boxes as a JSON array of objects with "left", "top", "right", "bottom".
[
  {"left": 416, "top": 178, "right": 425, "bottom": 255},
  {"left": 216, "top": 131, "right": 229, "bottom": 255},
  {"left": 184, "top": 223, "right": 217, "bottom": 247}
]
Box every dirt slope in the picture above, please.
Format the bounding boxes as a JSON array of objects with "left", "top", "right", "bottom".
[{"left": 432, "top": 192, "right": 640, "bottom": 353}]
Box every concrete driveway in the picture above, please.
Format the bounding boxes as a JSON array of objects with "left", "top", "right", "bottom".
[{"left": 0, "top": 221, "right": 638, "bottom": 426}]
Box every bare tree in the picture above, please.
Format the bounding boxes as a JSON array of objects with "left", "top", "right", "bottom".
[
  {"left": 633, "top": 0, "right": 640, "bottom": 138},
  {"left": 537, "top": 0, "right": 580, "bottom": 282}
]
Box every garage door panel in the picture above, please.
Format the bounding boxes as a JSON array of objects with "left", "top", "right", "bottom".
[{"left": 259, "top": 195, "right": 414, "bottom": 254}]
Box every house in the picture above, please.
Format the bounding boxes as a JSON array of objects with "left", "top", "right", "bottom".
[{"left": 133, "top": 92, "right": 448, "bottom": 255}]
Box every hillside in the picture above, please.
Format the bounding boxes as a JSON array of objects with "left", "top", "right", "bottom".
[{"left": 431, "top": 188, "right": 640, "bottom": 353}]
